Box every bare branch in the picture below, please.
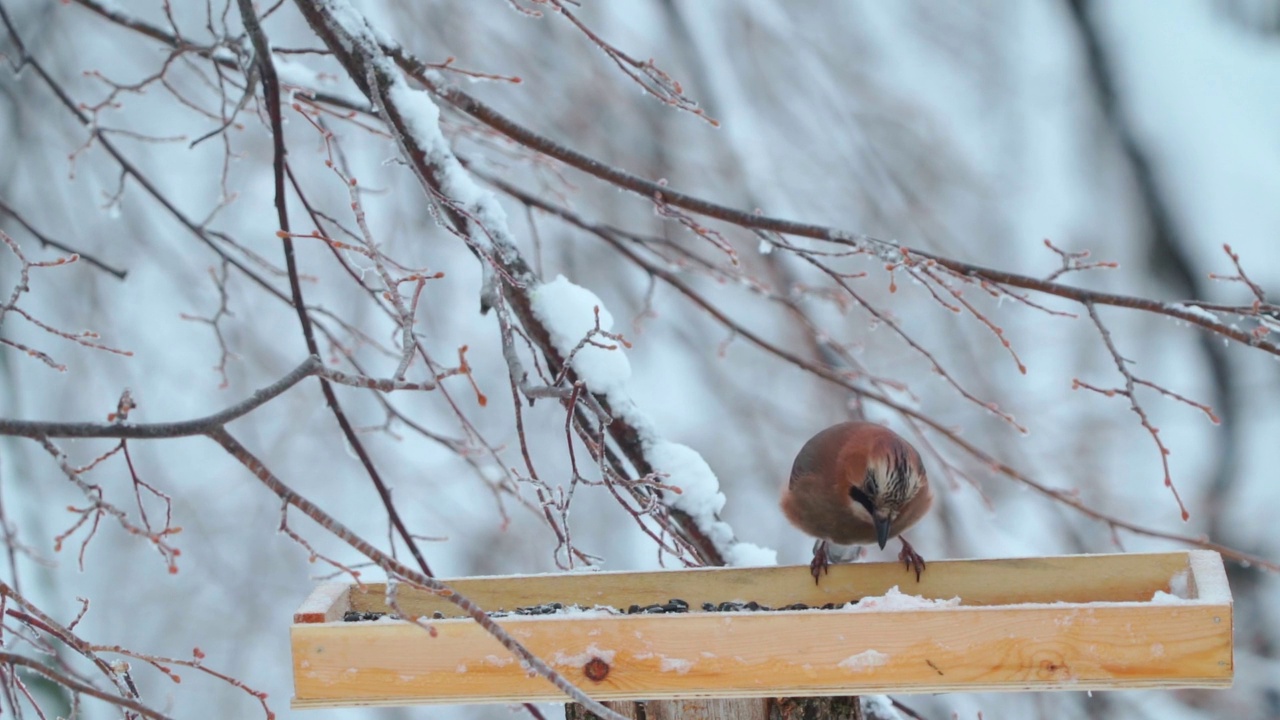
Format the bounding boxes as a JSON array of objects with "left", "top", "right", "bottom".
[
  {"left": 206, "top": 428, "right": 632, "bottom": 720},
  {"left": 0, "top": 652, "right": 173, "bottom": 720},
  {"left": 0, "top": 357, "right": 321, "bottom": 440},
  {"left": 0, "top": 198, "right": 128, "bottom": 279}
]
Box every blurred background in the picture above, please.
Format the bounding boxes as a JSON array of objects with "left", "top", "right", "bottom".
[{"left": 1, "top": 0, "right": 1278, "bottom": 718}]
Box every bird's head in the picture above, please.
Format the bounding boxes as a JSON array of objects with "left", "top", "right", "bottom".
[{"left": 849, "top": 441, "right": 927, "bottom": 549}]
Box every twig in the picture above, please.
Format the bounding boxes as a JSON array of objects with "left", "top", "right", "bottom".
[
  {"left": 0, "top": 199, "right": 127, "bottom": 279},
  {"left": 206, "top": 428, "right": 633, "bottom": 720},
  {"left": 1081, "top": 302, "right": 1189, "bottom": 520},
  {"left": 0, "top": 652, "right": 172, "bottom": 720},
  {"left": 236, "top": 0, "right": 436, "bottom": 580}
]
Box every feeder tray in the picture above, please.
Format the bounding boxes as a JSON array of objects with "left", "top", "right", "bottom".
[{"left": 290, "top": 550, "right": 1232, "bottom": 708}]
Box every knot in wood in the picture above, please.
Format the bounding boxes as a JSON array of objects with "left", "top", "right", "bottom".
[{"left": 583, "top": 656, "right": 610, "bottom": 682}]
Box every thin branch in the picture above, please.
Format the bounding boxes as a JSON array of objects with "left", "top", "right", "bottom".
[
  {"left": 390, "top": 55, "right": 1280, "bottom": 356},
  {"left": 490, "top": 181, "right": 1280, "bottom": 573},
  {"left": 237, "top": 0, "right": 436, "bottom": 580},
  {"left": 291, "top": 0, "right": 726, "bottom": 567},
  {"left": 0, "top": 199, "right": 128, "bottom": 279},
  {"left": 0, "top": 357, "right": 322, "bottom": 440},
  {"left": 71, "top": 0, "right": 1278, "bottom": 571},
  {"left": 0, "top": 653, "right": 172, "bottom": 720},
  {"left": 206, "top": 428, "right": 632, "bottom": 720},
  {"left": 1082, "top": 301, "right": 1189, "bottom": 520},
  {"left": 65, "top": 0, "right": 1280, "bottom": 359}
]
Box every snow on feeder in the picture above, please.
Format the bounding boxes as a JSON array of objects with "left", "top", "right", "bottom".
[{"left": 290, "top": 550, "right": 1231, "bottom": 708}]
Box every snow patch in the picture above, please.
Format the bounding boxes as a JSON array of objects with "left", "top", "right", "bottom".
[
  {"left": 659, "top": 657, "right": 693, "bottom": 674},
  {"left": 838, "top": 649, "right": 889, "bottom": 670},
  {"left": 530, "top": 276, "right": 631, "bottom": 394},
  {"left": 860, "top": 696, "right": 898, "bottom": 717},
  {"left": 723, "top": 542, "right": 780, "bottom": 567},
  {"left": 647, "top": 441, "right": 725, "bottom": 517},
  {"left": 1151, "top": 590, "right": 1188, "bottom": 604},
  {"left": 551, "top": 644, "right": 616, "bottom": 668},
  {"left": 528, "top": 273, "right": 778, "bottom": 567},
  {"left": 1166, "top": 302, "right": 1220, "bottom": 323},
  {"left": 844, "top": 586, "right": 962, "bottom": 611},
  {"left": 323, "top": 0, "right": 780, "bottom": 571},
  {"left": 384, "top": 75, "right": 504, "bottom": 227}
]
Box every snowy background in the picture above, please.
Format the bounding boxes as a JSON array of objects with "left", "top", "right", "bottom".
[{"left": 1, "top": 0, "right": 1278, "bottom": 718}]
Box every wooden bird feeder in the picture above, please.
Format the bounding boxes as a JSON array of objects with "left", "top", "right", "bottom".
[{"left": 290, "top": 550, "right": 1232, "bottom": 709}]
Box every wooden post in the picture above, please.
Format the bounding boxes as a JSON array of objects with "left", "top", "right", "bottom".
[
  {"left": 565, "top": 696, "right": 865, "bottom": 720},
  {"left": 567, "top": 698, "right": 767, "bottom": 720}
]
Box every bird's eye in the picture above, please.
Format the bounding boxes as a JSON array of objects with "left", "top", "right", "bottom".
[{"left": 848, "top": 485, "right": 876, "bottom": 516}]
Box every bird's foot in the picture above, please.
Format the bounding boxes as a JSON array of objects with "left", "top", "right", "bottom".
[
  {"left": 809, "top": 540, "right": 831, "bottom": 584},
  {"left": 898, "top": 536, "right": 926, "bottom": 582}
]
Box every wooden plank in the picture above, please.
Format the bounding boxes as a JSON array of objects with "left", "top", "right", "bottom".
[
  {"left": 1186, "top": 550, "right": 1231, "bottom": 602},
  {"left": 292, "top": 582, "right": 351, "bottom": 624},
  {"left": 290, "top": 551, "right": 1233, "bottom": 707},
  {"left": 333, "top": 552, "right": 1193, "bottom": 620},
  {"left": 292, "top": 598, "right": 1231, "bottom": 706}
]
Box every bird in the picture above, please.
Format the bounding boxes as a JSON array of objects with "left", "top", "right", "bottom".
[{"left": 781, "top": 422, "right": 933, "bottom": 584}]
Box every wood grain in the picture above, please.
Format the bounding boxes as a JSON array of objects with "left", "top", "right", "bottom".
[
  {"left": 329, "top": 552, "right": 1195, "bottom": 617},
  {"left": 292, "top": 582, "right": 351, "bottom": 624},
  {"left": 290, "top": 551, "right": 1232, "bottom": 707}
]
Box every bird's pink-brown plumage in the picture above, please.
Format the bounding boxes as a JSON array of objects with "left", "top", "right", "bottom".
[{"left": 782, "top": 422, "right": 933, "bottom": 581}]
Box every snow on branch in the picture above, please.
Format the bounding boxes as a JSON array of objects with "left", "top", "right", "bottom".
[
  {"left": 531, "top": 276, "right": 778, "bottom": 568},
  {"left": 296, "top": 0, "right": 774, "bottom": 570}
]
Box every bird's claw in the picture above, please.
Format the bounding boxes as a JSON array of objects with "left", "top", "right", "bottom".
[
  {"left": 898, "top": 536, "right": 926, "bottom": 582},
  {"left": 809, "top": 541, "right": 831, "bottom": 585}
]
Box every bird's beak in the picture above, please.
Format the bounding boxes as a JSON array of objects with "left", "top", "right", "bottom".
[{"left": 874, "top": 515, "right": 891, "bottom": 550}]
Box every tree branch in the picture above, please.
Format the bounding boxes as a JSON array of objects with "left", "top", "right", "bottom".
[
  {"left": 0, "top": 356, "right": 322, "bottom": 439},
  {"left": 0, "top": 652, "right": 173, "bottom": 720},
  {"left": 236, "top": 0, "right": 436, "bottom": 580},
  {"left": 206, "top": 427, "right": 632, "bottom": 720},
  {"left": 390, "top": 49, "right": 1279, "bottom": 356}
]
